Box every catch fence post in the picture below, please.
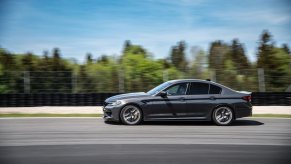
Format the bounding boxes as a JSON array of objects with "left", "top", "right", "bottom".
[
  {"left": 163, "top": 70, "right": 168, "bottom": 82},
  {"left": 210, "top": 69, "right": 216, "bottom": 82},
  {"left": 72, "top": 71, "right": 77, "bottom": 93},
  {"left": 118, "top": 69, "right": 124, "bottom": 93},
  {"left": 24, "top": 71, "right": 30, "bottom": 93},
  {"left": 258, "top": 68, "right": 266, "bottom": 92}
]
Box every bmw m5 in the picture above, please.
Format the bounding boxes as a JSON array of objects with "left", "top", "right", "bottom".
[{"left": 103, "top": 79, "right": 252, "bottom": 126}]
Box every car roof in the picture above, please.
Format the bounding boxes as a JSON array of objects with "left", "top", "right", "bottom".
[{"left": 168, "top": 79, "right": 211, "bottom": 83}]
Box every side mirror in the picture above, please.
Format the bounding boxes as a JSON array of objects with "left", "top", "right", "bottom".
[{"left": 158, "top": 91, "right": 167, "bottom": 98}]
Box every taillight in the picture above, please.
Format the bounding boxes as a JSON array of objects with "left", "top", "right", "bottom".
[{"left": 242, "top": 95, "right": 251, "bottom": 102}]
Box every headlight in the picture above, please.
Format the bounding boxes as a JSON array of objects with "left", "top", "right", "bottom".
[{"left": 110, "top": 100, "right": 123, "bottom": 106}]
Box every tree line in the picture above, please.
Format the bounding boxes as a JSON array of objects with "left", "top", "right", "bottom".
[{"left": 0, "top": 30, "right": 290, "bottom": 93}]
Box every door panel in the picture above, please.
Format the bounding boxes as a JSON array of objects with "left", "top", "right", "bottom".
[
  {"left": 179, "top": 95, "right": 217, "bottom": 119},
  {"left": 174, "top": 82, "right": 219, "bottom": 120},
  {"left": 144, "top": 82, "right": 189, "bottom": 120},
  {"left": 144, "top": 95, "right": 186, "bottom": 120}
]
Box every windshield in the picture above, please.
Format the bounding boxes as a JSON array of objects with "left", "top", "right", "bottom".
[{"left": 147, "top": 82, "right": 171, "bottom": 95}]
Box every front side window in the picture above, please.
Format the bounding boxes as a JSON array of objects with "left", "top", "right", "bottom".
[
  {"left": 147, "top": 82, "right": 171, "bottom": 95},
  {"left": 188, "top": 82, "right": 209, "bottom": 95},
  {"left": 164, "top": 83, "right": 188, "bottom": 96}
]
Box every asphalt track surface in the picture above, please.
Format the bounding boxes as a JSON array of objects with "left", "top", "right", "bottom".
[{"left": 0, "top": 118, "right": 291, "bottom": 164}]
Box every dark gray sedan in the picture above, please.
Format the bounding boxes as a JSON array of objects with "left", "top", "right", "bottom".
[{"left": 103, "top": 79, "right": 252, "bottom": 126}]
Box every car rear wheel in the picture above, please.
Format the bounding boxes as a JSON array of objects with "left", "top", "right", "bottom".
[
  {"left": 212, "top": 106, "right": 234, "bottom": 126},
  {"left": 120, "top": 105, "right": 142, "bottom": 125}
]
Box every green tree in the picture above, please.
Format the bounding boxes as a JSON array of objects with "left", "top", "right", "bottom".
[
  {"left": 0, "top": 48, "right": 17, "bottom": 71},
  {"left": 282, "top": 43, "right": 290, "bottom": 55},
  {"left": 37, "top": 51, "right": 51, "bottom": 71},
  {"left": 229, "top": 39, "right": 250, "bottom": 71},
  {"left": 86, "top": 53, "right": 93, "bottom": 64},
  {"left": 78, "top": 65, "right": 94, "bottom": 92},
  {"left": 83, "top": 55, "right": 116, "bottom": 92},
  {"left": 257, "top": 30, "right": 291, "bottom": 91},
  {"left": 125, "top": 45, "right": 147, "bottom": 57},
  {"left": 266, "top": 48, "right": 291, "bottom": 91},
  {"left": 208, "top": 40, "right": 229, "bottom": 70},
  {"left": 120, "top": 43, "right": 164, "bottom": 92},
  {"left": 157, "top": 59, "right": 171, "bottom": 69},
  {"left": 33, "top": 51, "right": 53, "bottom": 92},
  {"left": 52, "top": 48, "right": 62, "bottom": 71},
  {"left": 170, "top": 41, "right": 187, "bottom": 72},
  {"left": 122, "top": 40, "right": 132, "bottom": 54},
  {"left": 46, "top": 48, "right": 72, "bottom": 93},
  {"left": 208, "top": 40, "right": 230, "bottom": 84},
  {"left": 257, "top": 30, "right": 275, "bottom": 69},
  {"left": 21, "top": 52, "right": 38, "bottom": 71},
  {"left": 189, "top": 47, "right": 209, "bottom": 79},
  {"left": 0, "top": 64, "right": 7, "bottom": 92},
  {"left": 97, "top": 55, "right": 109, "bottom": 63},
  {"left": 0, "top": 48, "right": 23, "bottom": 93}
]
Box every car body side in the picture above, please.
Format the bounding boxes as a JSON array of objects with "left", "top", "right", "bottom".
[{"left": 103, "top": 79, "right": 252, "bottom": 122}]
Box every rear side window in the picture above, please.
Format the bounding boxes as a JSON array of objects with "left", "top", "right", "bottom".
[
  {"left": 209, "top": 84, "right": 222, "bottom": 94},
  {"left": 188, "top": 82, "right": 209, "bottom": 95}
]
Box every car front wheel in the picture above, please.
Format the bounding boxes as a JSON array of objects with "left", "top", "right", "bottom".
[
  {"left": 212, "top": 106, "right": 234, "bottom": 126},
  {"left": 120, "top": 105, "right": 142, "bottom": 125}
]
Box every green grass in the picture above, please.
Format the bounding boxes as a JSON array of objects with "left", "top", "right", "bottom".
[
  {"left": 0, "top": 113, "right": 103, "bottom": 117},
  {"left": 252, "top": 114, "right": 291, "bottom": 118}
]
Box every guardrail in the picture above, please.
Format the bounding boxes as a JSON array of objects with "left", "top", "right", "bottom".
[
  {"left": 0, "top": 92, "right": 290, "bottom": 107},
  {"left": 251, "top": 92, "right": 291, "bottom": 106},
  {"left": 0, "top": 93, "right": 120, "bottom": 107}
]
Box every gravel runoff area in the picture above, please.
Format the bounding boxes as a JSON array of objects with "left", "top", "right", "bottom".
[{"left": 0, "top": 106, "right": 290, "bottom": 115}]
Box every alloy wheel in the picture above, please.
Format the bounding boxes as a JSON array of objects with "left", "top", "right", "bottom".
[
  {"left": 121, "top": 105, "right": 142, "bottom": 125},
  {"left": 213, "top": 106, "right": 233, "bottom": 125}
]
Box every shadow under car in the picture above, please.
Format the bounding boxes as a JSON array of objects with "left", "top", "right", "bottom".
[{"left": 104, "top": 119, "right": 264, "bottom": 126}]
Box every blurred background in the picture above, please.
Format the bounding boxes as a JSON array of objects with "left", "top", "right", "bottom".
[{"left": 0, "top": 0, "right": 290, "bottom": 94}]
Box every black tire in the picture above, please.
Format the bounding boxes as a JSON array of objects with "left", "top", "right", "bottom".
[
  {"left": 212, "top": 106, "right": 234, "bottom": 126},
  {"left": 120, "top": 105, "right": 143, "bottom": 125}
]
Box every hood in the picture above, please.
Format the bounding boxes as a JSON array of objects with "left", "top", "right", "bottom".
[{"left": 105, "top": 92, "right": 149, "bottom": 102}]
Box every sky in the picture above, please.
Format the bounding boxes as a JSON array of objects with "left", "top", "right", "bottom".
[{"left": 0, "top": 0, "right": 290, "bottom": 63}]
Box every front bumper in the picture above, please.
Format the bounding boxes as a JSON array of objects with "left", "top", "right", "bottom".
[{"left": 103, "top": 105, "right": 122, "bottom": 122}]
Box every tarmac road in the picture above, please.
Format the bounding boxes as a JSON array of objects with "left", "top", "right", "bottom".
[{"left": 0, "top": 118, "right": 291, "bottom": 164}]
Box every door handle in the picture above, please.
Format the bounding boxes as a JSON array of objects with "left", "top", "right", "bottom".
[
  {"left": 179, "top": 97, "right": 185, "bottom": 101},
  {"left": 209, "top": 96, "right": 216, "bottom": 100}
]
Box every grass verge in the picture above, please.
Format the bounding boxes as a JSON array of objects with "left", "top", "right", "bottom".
[
  {"left": 0, "top": 113, "right": 103, "bottom": 117},
  {"left": 252, "top": 114, "right": 291, "bottom": 118}
]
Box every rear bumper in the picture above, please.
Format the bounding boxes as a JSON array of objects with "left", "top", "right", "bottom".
[{"left": 235, "top": 102, "right": 252, "bottom": 118}]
